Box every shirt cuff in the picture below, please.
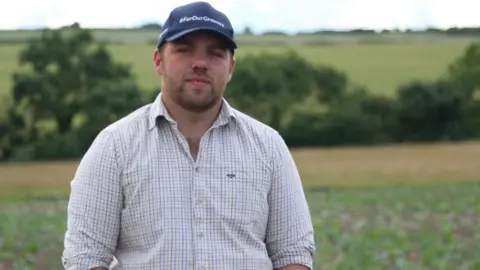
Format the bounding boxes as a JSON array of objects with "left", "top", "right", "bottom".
[
  {"left": 272, "top": 254, "right": 314, "bottom": 269},
  {"left": 62, "top": 256, "right": 111, "bottom": 270}
]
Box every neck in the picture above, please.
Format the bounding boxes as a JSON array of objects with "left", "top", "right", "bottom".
[{"left": 161, "top": 94, "right": 222, "bottom": 139}]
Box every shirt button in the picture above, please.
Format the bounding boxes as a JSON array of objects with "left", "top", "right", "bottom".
[
  {"left": 199, "top": 267, "right": 207, "bottom": 270},
  {"left": 197, "top": 231, "right": 204, "bottom": 238},
  {"left": 195, "top": 167, "right": 200, "bottom": 172},
  {"left": 195, "top": 198, "right": 203, "bottom": 205}
]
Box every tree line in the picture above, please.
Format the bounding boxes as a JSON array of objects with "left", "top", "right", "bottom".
[
  {"left": 134, "top": 21, "right": 480, "bottom": 36},
  {"left": 48, "top": 21, "right": 480, "bottom": 36},
  {"left": 0, "top": 28, "right": 479, "bottom": 162}
]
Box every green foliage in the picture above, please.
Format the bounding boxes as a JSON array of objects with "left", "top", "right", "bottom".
[
  {"left": 1, "top": 27, "right": 480, "bottom": 162},
  {"left": 76, "top": 80, "right": 148, "bottom": 150},
  {"left": 0, "top": 38, "right": 473, "bottom": 97},
  {"left": 393, "top": 80, "right": 472, "bottom": 142},
  {"left": 309, "top": 183, "right": 480, "bottom": 270},
  {"left": 280, "top": 91, "right": 390, "bottom": 147},
  {"left": 226, "top": 46, "right": 480, "bottom": 148},
  {"left": 0, "top": 28, "right": 149, "bottom": 162},
  {"left": 447, "top": 41, "right": 480, "bottom": 97},
  {"left": 0, "top": 201, "right": 66, "bottom": 269},
  {"left": 226, "top": 49, "right": 359, "bottom": 135},
  {"left": 1, "top": 183, "right": 479, "bottom": 269},
  {"left": 226, "top": 50, "right": 333, "bottom": 129}
]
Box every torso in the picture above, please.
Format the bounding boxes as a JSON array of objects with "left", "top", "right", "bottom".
[{"left": 110, "top": 104, "right": 276, "bottom": 270}]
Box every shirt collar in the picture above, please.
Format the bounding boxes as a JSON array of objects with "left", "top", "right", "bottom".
[{"left": 148, "top": 92, "right": 237, "bottom": 130}]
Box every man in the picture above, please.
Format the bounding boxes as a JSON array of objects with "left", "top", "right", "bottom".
[{"left": 62, "top": 1, "right": 315, "bottom": 269}]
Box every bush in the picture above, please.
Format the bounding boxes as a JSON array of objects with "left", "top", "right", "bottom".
[
  {"left": 392, "top": 80, "right": 471, "bottom": 142},
  {"left": 280, "top": 90, "right": 394, "bottom": 147}
]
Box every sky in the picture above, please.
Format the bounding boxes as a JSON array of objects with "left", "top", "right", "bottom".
[{"left": 1, "top": 0, "right": 479, "bottom": 34}]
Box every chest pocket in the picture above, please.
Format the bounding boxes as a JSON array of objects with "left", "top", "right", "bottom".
[{"left": 206, "top": 165, "right": 271, "bottom": 228}]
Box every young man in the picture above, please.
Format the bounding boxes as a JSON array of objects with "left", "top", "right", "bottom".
[{"left": 62, "top": 1, "right": 315, "bottom": 269}]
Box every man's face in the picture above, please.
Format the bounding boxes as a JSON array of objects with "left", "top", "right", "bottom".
[{"left": 153, "top": 31, "right": 236, "bottom": 113}]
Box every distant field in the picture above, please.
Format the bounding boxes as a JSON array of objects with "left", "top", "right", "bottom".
[
  {"left": 1, "top": 141, "right": 480, "bottom": 200},
  {"left": 1, "top": 141, "right": 480, "bottom": 268},
  {"left": 0, "top": 30, "right": 478, "bottom": 98},
  {"left": 1, "top": 29, "right": 475, "bottom": 46}
]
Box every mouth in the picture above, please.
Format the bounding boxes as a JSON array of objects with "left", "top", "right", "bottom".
[
  {"left": 186, "top": 76, "right": 211, "bottom": 87},
  {"left": 188, "top": 80, "right": 208, "bottom": 87}
]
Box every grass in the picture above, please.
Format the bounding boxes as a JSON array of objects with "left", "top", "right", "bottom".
[
  {"left": 0, "top": 35, "right": 477, "bottom": 99},
  {"left": 308, "top": 183, "right": 480, "bottom": 269},
  {"left": 1, "top": 141, "right": 480, "bottom": 269}
]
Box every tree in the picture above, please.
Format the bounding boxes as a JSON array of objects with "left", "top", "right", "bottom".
[
  {"left": 226, "top": 50, "right": 352, "bottom": 130},
  {"left": 1, "top": 27, "right": 148, "bottom": 161},
  {"left": 447, "top": 41, "right": 480, "bottom": 98},
  {"left": 225, "top": 50, "right": 313, "bottom": 130}
]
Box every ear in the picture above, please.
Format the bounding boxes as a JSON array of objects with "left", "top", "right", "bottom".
[
  {"left": 227, "top": 56, "right": 236, "bottom": 82},
  {"left": 153, "top": 49, "right": 164, "bottom": 76}
]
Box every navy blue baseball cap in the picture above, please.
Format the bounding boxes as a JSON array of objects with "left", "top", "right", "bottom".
[{"left": 157, "top": 1, "right": 237, "bottom": 51}]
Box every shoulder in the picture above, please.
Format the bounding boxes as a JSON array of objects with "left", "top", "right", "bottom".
[
  {"left": 231, "top": 108, "right": 280, "bottom": 138},
  {"left": 86, "top": 103, "right": 154, "bottom": 163},
  {"left": 102, "top": 103, "right": 152, "bottom": 136},
  {"left": 230, "top": 108, "right": 287, "bottom": 158}
]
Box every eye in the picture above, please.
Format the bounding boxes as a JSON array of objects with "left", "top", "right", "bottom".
[
  {"left": 210, "top": 49, "right": 226, "bottom": 57},
  {"left": 175, "top": 47, "right": 189, "bottom": 53}
]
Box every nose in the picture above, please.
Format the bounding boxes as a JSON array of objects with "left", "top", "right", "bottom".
[{"left": 191, "top": 50, "right": 209, "bottom": 70}]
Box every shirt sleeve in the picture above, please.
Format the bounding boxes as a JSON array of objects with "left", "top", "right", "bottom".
[
  {"left": 62, "top": 129, "right": 123, "bottom": 270},
  {"left": 265, "top": 132, "right": 316, "bottom": 269}
]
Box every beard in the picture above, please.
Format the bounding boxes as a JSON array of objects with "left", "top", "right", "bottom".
[
  {"left": 167, "top": 77, "right": 222, "bottom": 113},
  {"left": 177, "top": 86, "right": 219, "bottom": 113}
]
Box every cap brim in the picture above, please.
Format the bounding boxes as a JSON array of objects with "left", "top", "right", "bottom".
[{"left": 166, "top": 27, "right": 237, "bottom": 49}]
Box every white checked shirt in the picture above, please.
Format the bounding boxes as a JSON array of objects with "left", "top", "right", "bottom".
[{"left": 62, "top": 93, "right": 315, "bottom": 270}]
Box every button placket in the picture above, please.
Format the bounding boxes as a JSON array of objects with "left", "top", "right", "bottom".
[
  {"left": 192, "top": 164, "right": 208, "bottom": 268},
  {"left": 193, "top": 166, "right": 208, "bottom": 220}
]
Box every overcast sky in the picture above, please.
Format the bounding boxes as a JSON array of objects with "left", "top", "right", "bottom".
[{"left": 1, "top": 0, "right": 479, "bottom": 34}]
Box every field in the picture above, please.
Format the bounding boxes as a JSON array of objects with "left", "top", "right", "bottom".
[
  {"left": 1, "top": 141, "right": 480, "bottom": 269},
  {"left": 0, "top": 30, "right": 479, "bottom": 99},
  {"left": 1, "top": 30, "right": 480, "bottom": 269}
]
